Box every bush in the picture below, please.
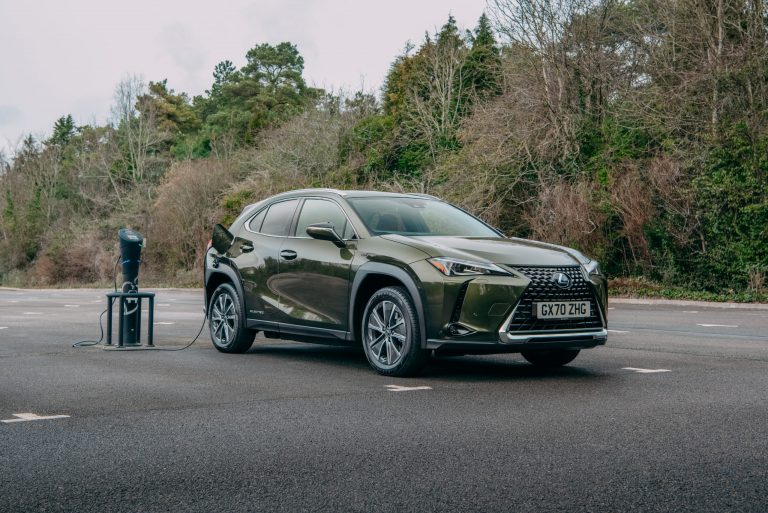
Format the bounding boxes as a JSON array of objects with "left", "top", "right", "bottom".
[{"left": 145, "top": 159, "right": 238, "bottom": 276}]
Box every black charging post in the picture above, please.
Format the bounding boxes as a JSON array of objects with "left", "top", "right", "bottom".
[{"left": 105, "top": 229, "right": 155, "bottom": 348}]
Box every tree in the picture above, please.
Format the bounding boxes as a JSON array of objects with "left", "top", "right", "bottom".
[
  {"left": 49, "top": 115, "right": 77, "bottom": 147},
  {"left": 404, "top": 16, "right": 471, "bottom": 163},
  {"left": 138, "top": 80, "right": 201, "bottom": 136},
  {"left": 111, "top": 75, "right": 166, "bottom": 186},
  {"left": 194, "top": 43, "right": 319, "bottom": 148},
  {"left": 243, "top": 42, "right": 306, "bottom": 94},
  {"left": 464, "top": 13, "right": 502, "bottom": 98}
]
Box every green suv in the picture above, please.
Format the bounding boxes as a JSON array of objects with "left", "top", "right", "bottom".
[{"left": 205, "top": 189, "right": 607, "bottom": 376}]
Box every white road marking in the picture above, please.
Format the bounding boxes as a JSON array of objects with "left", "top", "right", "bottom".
[
  {"left": 22, "top": 312, "right": 42, "bottom": 315},
  {"left": 91, "top": 300, "right": 103, "bottom": 303},
  {"left": 64, "top": 304, "right": 80, "bottom": 308},
  {"left": 0, "top": 327, "right": 8, "bottom": 330},
  {"left": 157, "top": 304, "right": 171, "bottom": 307},
  {"left": 683, "top": 310, "right": 699, "bottom": 313},
  {"left": 608, "top": 307, "right": 615, "bottom": 310},
  {"left": 154, "top": 322, "right": 175, "bottom": 325},
  {"left": 697, "top": 323, "right": 738, "bottom": 328},
  {"left": 608, "top": 329, "right": 629, "bottom": 333},
  {"left": 622, "top": 367, "right": 671, "bottom": 374},
  {"left": 385, "top": 384, "right": 432, "bottom": 392},
  {"left": 8, "top": 300, "right": 19, "bottom": 303},
  {"left": 2, "top": 412, "right": 70, "bottom": 423}
]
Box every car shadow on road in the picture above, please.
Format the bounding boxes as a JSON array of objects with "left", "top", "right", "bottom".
[
  {"left": 244, "top": 341, "right": 607, "bottom": 383},
  {"left": 424, "top": 356, "right": 604, "bottom": 382}
]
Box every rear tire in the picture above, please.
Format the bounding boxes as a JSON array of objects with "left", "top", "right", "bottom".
[
  {"left": 209, "top": 283, "right": 256, "bottom": 353},
  {"left": 361, "top": 286, "right": 428, "bottom": 377},
  {"left": 521, "top": 349, "right": 580, "bottom": 368}
]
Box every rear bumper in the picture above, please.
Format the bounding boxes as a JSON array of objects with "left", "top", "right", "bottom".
[{"left": 426, "top": 328, "right": 608, "bottom": 355}]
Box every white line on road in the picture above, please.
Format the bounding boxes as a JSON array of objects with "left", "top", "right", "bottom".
[
  {"left": 608, "top": 307, "right": 615, "bottom": 310},
  {"left": 154, "top": 322, "right": 175, "bottom": 325},
  {"left": 0, "top": 327, "right": 8, "bottom": 330},
  {"left": 385, "top": 384, "right": 432, "bottom": 392},
  {"left": 622, "top": 367, "right": 671, "bottom": 374},
  {"left": 64, "top": 304, "right": 80, "bottom": 308},
  {"left": 22, "top": 312, "right": 42, "bottom": 315},
  {"left": 157, "top": 304, "right": 171, "bottom": 307},
  {"left": 608, "top": 329, "right": 629, "bottom": 333},
  {"left": 2, "top": 412, "right": 70, "bottom": 423},
  {"left": 697, "top": 323, "right": 738, "bottom": 328},
  {"left": 683, "top": 310, "right": 699, "bottom": 313}
]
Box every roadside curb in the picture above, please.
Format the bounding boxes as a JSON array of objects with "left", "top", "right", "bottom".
[
  {"left": 0, "top": 287, "right": 203, "bottom": 293},
  {"left": 610, "top": 297, "right": 768, "bottom": 310}
]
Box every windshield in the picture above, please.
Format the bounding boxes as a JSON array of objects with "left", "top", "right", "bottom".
[{"left": 346, "top": 197, "right": 500, "bottom": 237}]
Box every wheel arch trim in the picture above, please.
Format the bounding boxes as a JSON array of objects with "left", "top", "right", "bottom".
[
  {"left": 205, "top": 262, "right": 247, "bottom": 329},
  {"left": 349, "top": 263, "right": 427, "bottom": 348}
]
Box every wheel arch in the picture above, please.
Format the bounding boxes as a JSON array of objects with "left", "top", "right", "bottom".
[
  {"left": 350, "top": 263, "right": 427, "bottom": 348},
  {"left": 205, "top": 263, "right": 247, "bottom": 329}
]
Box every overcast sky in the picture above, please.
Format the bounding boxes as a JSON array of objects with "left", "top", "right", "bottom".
[{"left": 0, "top": 0, "right": 489, "bottom": 155}]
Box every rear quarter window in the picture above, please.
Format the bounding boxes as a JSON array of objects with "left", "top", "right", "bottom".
[
  {"left": 247, "top": 209, "right": 267, "bottom": 232},
  {"left": 260, "top": 199, "right": 299, "bottom": 236}
]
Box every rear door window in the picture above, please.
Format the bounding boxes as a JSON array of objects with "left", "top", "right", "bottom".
[{"left": 260, "top": 199, "right": 299, "bottom": 236}]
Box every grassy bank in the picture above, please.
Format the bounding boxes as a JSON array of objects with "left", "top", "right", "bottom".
[{"left": 609, "top": 277, "right": 768, "bottom": 304}]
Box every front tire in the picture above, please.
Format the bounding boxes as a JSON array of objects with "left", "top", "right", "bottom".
[
  {"left": 209, "top": 283, "right": 256, "bottom": 353},
  {"left": 361, "top": 286, "right": 428, "bottom": 377},
  {"left": 521, "top": 349, "right": 580, "bottom": 368}
]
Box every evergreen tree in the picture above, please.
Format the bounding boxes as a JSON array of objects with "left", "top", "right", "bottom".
[
  {"left": 49, "top": 115, "right": 76, "bottom": 147},
  {"left": 139, "top": 80, "right": 201, "bottom": 135},
  {"left": 465, "top": 13, "right": 501, "bottom": 98},
  {"left": 195, "top": 43, "right": 319, "bottom": 145}
]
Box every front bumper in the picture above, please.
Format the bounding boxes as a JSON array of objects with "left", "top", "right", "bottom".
[
  {"left": 427, "top": 328, "right": 608, "bottom": 354},
  {"left": 420, "top": 262, "right": 609, "bottom": 355}
]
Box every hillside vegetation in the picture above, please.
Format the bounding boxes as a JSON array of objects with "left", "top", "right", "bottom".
[{"left": 1, "top": 0, "right": 766, "bottom": 299}]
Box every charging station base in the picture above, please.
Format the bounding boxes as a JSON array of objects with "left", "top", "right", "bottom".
[{"left": 105, "top": 292, "right": 156, "bottom": 348}]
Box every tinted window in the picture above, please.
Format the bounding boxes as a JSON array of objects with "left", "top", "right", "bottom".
[
  {"left": 247, "top": 208, "right": 266, "bottom": 232},
  {"left": 296, "top": 199, "right": 354, "bottom": 239},
  {"left": 260, "top": 199, "right": 299, "bottom": 236},
  {"left": 346, "top": 197, "right": 499, "bottom": 237}
]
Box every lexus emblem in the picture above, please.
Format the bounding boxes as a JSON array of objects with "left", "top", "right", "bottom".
[{"left": 552, "top": 272, "right": 572, "bottom": 289}]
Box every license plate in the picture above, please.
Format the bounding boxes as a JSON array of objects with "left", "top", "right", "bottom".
[{"left": 534, "top": 301, "right": 590, "bottom": 319}]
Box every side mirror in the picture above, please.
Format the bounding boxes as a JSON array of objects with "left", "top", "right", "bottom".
[
  {"left": 306, "top": 222, "right": 346, "bottom": 248},
  {"left": 211, "top": 224, "right": 234, "bottom": 254}
]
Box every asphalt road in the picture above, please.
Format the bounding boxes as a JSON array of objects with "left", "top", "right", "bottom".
[{"left": 1, "top": 288, "right": 767, "bottom": 512}]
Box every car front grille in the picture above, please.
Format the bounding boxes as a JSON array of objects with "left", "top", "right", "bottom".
[{"left": 507, "top": 265, "right": 603, "bottom": 332}]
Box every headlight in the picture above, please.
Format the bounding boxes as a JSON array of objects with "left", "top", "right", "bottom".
[
  {"left": 427, "top": 257, "right": 510, "bottom": 277},
  {"left": 583, "top": 259, "right": 601, "bottom": 276}
]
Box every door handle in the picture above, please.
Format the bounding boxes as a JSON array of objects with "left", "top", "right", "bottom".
[
  {"left": 241, "top": 243, "right": 254, "bottom": 253},
  {"left": 280, "top": 249, "right": 297, "bottom": 260}
]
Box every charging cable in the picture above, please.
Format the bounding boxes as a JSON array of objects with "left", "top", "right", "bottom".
[
  {"left": 72, "top": 257, "right": 120, "bottom": 348},
  {"left": 72, "top": 257, "right": 207, "bottom": 351}
]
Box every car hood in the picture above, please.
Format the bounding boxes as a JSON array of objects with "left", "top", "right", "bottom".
[{"left": 381, "top": 235, "right": 583, "bottom": 268}]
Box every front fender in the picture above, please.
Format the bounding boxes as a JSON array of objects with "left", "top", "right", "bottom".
[{"left": 349, "top": 262, "right": 428, "bottom": 349}]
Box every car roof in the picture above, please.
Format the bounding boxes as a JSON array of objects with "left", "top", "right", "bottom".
[
  {"left": 231, "top": 189, "right": 441, "bottom": 230},
  {"left": 279, "top": 188, "right": 437, "bottom": 199},
  {"left": 244, "top": 188, "right": 438, "bottom": 208}
]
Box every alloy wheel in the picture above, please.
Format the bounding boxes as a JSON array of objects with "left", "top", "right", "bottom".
[
  {"left": 211, "top": 292, "right": 237, "bottom": 346},
  {"left": 365, "top": 300, "right": 407, "bottom": 367}
]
